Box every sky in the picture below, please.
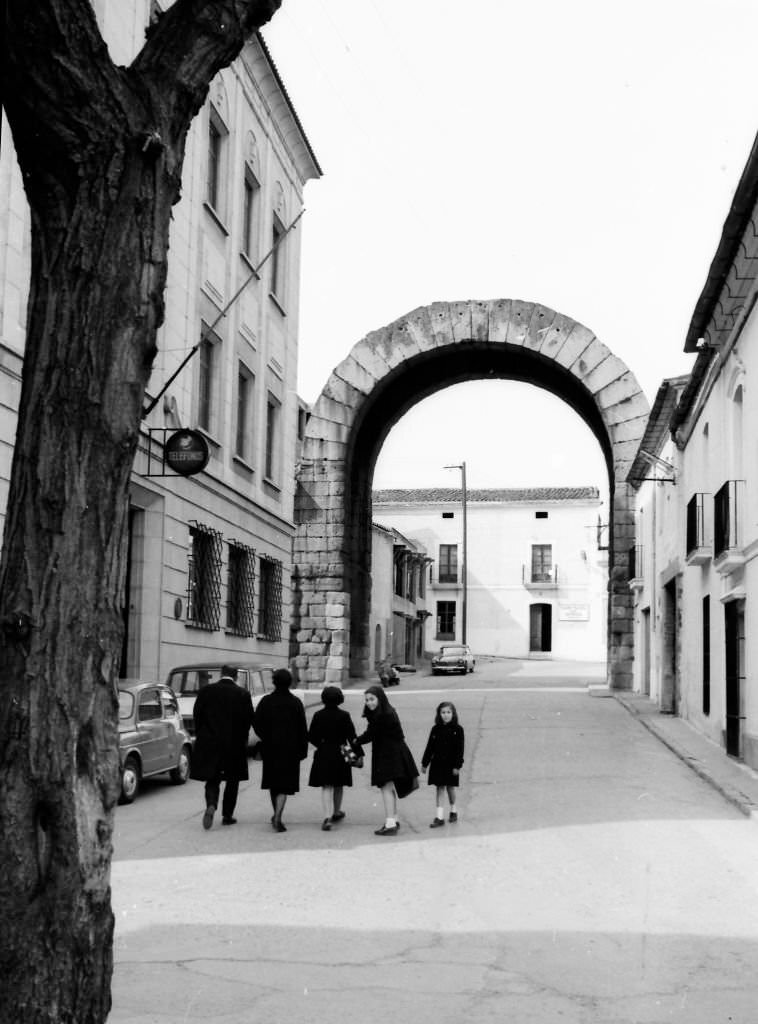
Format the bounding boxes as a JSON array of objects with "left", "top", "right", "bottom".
[{"left": 262, "top": 0, "right": 758, "bottom": 493}]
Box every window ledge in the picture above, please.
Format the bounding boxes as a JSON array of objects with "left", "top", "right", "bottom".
[
  {"left": 714, "top": 549, "right": 746, "bottom": 575},
  {"left": 233, "top": 454, "right": 255, "bottom": 474},
  {"left": 686, "top": 547, "right": 711, "bottom": 566},
  {"left": 263, "top": 476, "right": 281, "bottom": 493},
  {"left": 268, "top": 291, "right": 287, "bottom": 316},
  {"left": 240, "top": 252, "right": 260, "bottom": 277},
  {"left": 194, "top": 426, "right": 221, "bottom": 450},
  {"left": 203, "top": 202, "right": 230, "bottom": 236}
]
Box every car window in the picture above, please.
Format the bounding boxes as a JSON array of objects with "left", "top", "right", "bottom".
[
  {"left": 118, "top": 691, "right": 134, "bottom": 721},
  {"left": 160, "top": 688, "right": 179, "bottom": 715},
  {"left": 172, "top": 670, "right": 212, "bottom": 695},
  {"left": 138, "top": 689, "right": 162, "bottom": 722},
  {"left": 168, "top": 671, "right": 188, "bottom": 693}
]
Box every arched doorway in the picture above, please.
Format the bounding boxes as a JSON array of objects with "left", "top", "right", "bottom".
[{"left": 293, "top": 299, "right": 649, "bottom": 689}]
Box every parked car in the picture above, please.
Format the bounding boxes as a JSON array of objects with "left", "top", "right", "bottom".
[
  {"left": 167, "top": 661, "right": 307, "bottom": 751},
  {"left": 117, "top": 680, "right": 192, "bottom": 804},
  {"left": 431, "top": 644, "right": 476, "bottom": 675}
]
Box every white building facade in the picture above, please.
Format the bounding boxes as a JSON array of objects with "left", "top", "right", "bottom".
[
  {"left": 628, "top": 127, "right": 758, "bottom": 771},
  {"left": 369, "top": 523, "right": 429, "bottom": 671},
  {"left": 0, "top": 5, "right": 320, "bottom": 683},
  {"left": 372, "top": 488, "right": 607, "bottom": 662},
  {"left": 627, "top": 378, "right": 687, "bottom": 709}
]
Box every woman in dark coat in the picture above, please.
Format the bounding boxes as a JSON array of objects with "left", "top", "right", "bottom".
[
  {"left": 308, "top": 685, "right": 356, "bottom": 831},
  {"left": 421, "top": 700, "right": 465, "bottom": 828},
  {"left": 353, "top": 684, "right": 419, "bottom": 836},
  {"left": 253, "top": 667, "right": 308, "bottom": 832}
]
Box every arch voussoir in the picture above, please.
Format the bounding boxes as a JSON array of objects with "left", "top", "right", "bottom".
[
  {"left": 553, "top": 323, "right": 596, "bottom": 370},
  {"left": 485, "top": 298, "right": 513, "bottom": 342},
  {"left": 581, "top": 354, "right": 632, "bottom": 394}
]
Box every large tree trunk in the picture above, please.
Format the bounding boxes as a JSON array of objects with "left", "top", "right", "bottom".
[
  {"left": 0, "top": 102, "right": 175, "bottom": 1024},
  {"left": 0, "top": 3, "right": 282, "bottom": 1020}
]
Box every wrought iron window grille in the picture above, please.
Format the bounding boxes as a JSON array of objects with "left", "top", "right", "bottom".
[
  {"left": 258, "top": 554, "right": 283, "bottom": 641},
  {"left": 227, "top": 541, "right": 256, "bottom": 636},
  {"left": 186, "top": 522, "right": 223, "bottom": 629}
]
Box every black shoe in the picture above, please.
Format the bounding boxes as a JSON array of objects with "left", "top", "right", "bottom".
[
  {"left": 202, "top": 806, "right": 216, "bottom": 830},
  {"left": 374, "top": 824, "right": 398, "bottom": 836},
  {"left": 331, "top": 810, "right": 346, "bottom": 822},
  {"left": 221, "top": 816, "right": 237, "bottom": 826},
  {"left": 321, "top": 818, "right": 332, "bottom": 831},
  {"left": 429, "top": 818, "right": 445, "bottom": 828},
  {"left": 449, "top": 812, "right": 458, "bottom": 823},
  {"left": 273, "top": 820, "right": 287, "bottom": 832}
]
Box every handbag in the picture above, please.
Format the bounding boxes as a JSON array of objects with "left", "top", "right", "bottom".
[{"left": 340, "top": 742, "right": 364, "bottom": 769}]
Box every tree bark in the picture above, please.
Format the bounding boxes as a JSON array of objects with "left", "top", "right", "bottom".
[{"left": 0, "top": 2, "right": 282, "bottom": 1021}]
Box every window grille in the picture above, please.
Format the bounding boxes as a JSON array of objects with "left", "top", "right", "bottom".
[
  {"left": 187, "top": 522, "right": 222, "bottom": 629},
  {"left": 258, "top": 554, "right": 283, "bottom": 640},
  {"left": 227, "top": 541, "right": 256, "bottom": 636}
]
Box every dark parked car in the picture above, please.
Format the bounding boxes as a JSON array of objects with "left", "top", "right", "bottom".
[
  {"left": 118, "top": 680, "right": 192, "bottom": 804},
  {"left": 431, "top": 644, "right": 476, "bottom": 675}
]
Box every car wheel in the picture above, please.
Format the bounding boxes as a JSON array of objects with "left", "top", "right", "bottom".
[
  {"left": 170, "top": 744, "right": 191, "bottom": 785},
  {"left": 119, "top": 756, "right": 140, "bottom": 805}
]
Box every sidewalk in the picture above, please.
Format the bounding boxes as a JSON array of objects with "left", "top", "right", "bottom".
[{"left": 613, "top": 690, "right": 758, "bottom": 821}]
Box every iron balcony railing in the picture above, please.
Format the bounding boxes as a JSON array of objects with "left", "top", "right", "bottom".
[{"left": 714, "top": 480, "right": 744, "bottom": 559}]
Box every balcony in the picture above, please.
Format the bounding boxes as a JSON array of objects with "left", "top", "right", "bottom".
[
  {"left": 713, "top": 479, "right": 745, "bottom": 573},
  {"left": 685, "top": 492, "right": 711, "bottom": 566},
  {"left": 628, "top": 544, "right": 643, "bottom": 592},
  {"left": 523, "top": 565, "right": 559, "bottom": 589}
]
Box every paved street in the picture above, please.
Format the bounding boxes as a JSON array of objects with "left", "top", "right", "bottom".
[{"left": 109, "top": 660, "right": 758, "bottom": 1023}]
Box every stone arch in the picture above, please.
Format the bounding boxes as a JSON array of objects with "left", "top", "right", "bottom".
[{"left": 293, "top": 299, "right": 649, "bottom": 690}]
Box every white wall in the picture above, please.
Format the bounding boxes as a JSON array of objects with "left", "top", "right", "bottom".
[{"left": 373, "top": 496, "right": 606, "bottom": 661}]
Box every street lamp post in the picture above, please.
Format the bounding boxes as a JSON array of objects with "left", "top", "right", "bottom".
[{"left": 444, "top": 461, "right": 467, "bottom": 645}]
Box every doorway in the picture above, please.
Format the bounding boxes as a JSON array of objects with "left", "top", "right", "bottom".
[
  {"left": 641, "top": 606, "right": 651, "bottom": 696},
  {"left": 119, "top": 505, "right": 141, "bottom": 678},
  {"left": 529, "top": 603, "right": 552, "bottom": 654},
  {"left": 724, "top": 599, "right": 745, "bottom": 757},
  {"left": 661, "top": 578, "right": 679, "bottom": 713}
]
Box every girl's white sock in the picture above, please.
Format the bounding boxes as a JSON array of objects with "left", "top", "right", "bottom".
[
  {"left": 450, "top": 804, "right": 457, "bottom": 813},
  {"left": 436, "top": 807, "right": 444, "bottom": 819},
  {"left": 386, "top": 817, "right": 397, "bottom": 828}
]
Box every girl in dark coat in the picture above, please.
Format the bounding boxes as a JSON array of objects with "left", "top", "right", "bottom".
[
  {"left": 421, "top": 700, "right": 465, "bottom": 828},
  {"left": 353, "top": 684, "right": 419, "bottom": 836},
  {"left": 253, "top": 668, "right": 308, "bottom": 832},
  {"left": 308, "top": 685, "right": 356, "bottom": 831}
]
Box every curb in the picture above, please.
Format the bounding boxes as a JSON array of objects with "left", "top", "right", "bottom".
[{"left": 614, "top": 693, "right": 758, "bottom": 821}]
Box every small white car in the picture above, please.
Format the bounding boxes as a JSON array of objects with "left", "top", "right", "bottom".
[{"left": 431, "top": 644, "right": 476, "bottom": 675}]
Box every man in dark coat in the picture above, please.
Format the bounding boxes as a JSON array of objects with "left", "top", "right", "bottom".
[{"left": 190, "top": 665, "right": 254, "bottom": 829}]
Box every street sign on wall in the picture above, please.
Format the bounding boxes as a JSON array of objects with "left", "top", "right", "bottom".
[{"left": 558, "top": 603, "right": 590, "bottom": 621}]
